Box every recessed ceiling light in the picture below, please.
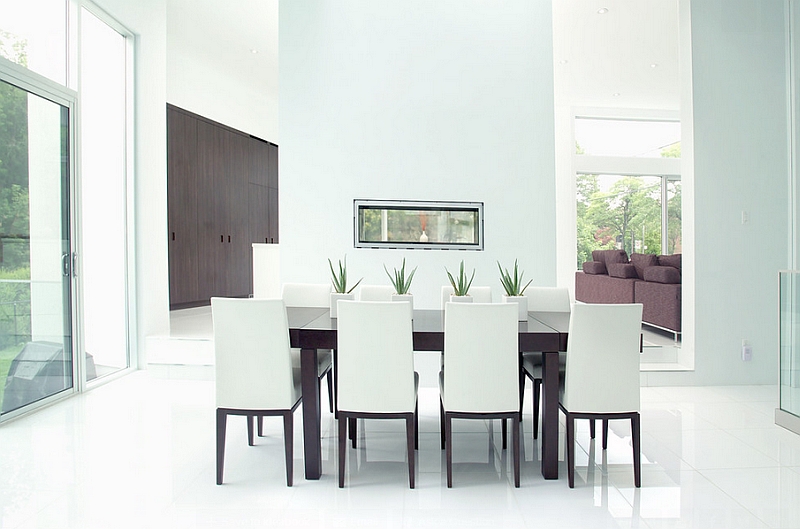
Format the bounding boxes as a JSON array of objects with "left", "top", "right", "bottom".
[
  {"left": 612, "top": 92, "right": 621, "bottom": 97},
  {"left": 559, "top": 59, "right": 569, "bottom": 65},
  {"left": 650, "top": 63, "right": 658, "bottom": 68},
  {"left": 250, "top": 49, "right": 259, "bottom": 54},
  {"left": 597, "top": 7, "right": 609, "bottom": 14}
]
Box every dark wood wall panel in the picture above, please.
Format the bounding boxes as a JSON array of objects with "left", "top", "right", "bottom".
[{"left": 167, "top": 104, "right": 278, "bottom": 309}]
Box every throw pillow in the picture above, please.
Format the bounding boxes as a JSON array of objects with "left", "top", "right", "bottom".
[
  {"left": 592, "top": 249, "right": 629, "bottom": 265},
  {"left": 607, "top": 263, "right": 638, "bottom": 279},
  {"left": 630, "top": 253, "right": 658, "bottom": 280},
  {"left": 644, "top": 266, "right": 681, "bottom": 284},
  {"left": 658, "top": 253, "right": 682, "bottom": 270},
  {"left": 582, "top": 261, "right": 607, "bottom": 275}
]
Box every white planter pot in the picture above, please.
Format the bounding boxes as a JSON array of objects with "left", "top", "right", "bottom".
[
  {"left": 330, "top": 292, "right": 354, "bottom": 318},
  {"left": 391, "top": 293, "right": 414, "bottom": 318},
  {"left": 502, "top": 295, "right": 528, "bottom": 321},
  {"left": 449, "top": 294, "right": 473, "bottom": 303}
]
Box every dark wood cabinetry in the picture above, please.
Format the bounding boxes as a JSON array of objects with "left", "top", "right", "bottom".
[{"left": 167, "top": 105, "right": 278, "bottom": 309}]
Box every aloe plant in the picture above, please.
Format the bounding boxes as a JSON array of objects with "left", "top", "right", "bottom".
[
  {"left": 445, "top": 260, "right": 475, "bottom": 297},
  {"left": 498, "top": 259, "right": 532, "bottom": 297},
  {"left": 328, "top": 256, "right": 363, "bottom": 294},
  {"left": 384, "top": 258, "right": 417, "bottom": 295}
]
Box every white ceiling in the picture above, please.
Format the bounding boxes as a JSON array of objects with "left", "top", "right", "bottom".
[{"left": 165, "top": 1, "right": 680, "bottom": 116}]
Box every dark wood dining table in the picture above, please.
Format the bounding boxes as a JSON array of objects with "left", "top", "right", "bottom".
[{"left": 287, "top": 307, "right": 570, "bottom": 481}]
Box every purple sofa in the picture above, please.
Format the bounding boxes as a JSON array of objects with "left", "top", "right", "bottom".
[{"left": 575, "top": 250, "right": 682, "bottom": 333}]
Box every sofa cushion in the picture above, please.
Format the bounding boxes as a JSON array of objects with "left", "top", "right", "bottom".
[
  {"left": 591, "top": 249, "right": 629, "bottom": 266},
  {"left": 630, "top": 253, "right": 658, "bottom": 280},
  {"left": 582, "top": 261, "right": 607, "bottom": 275},
  {"left": 644, "top": 265, "right": 681, "bottom": 284},
  {"left": 608, "top": 263, "right": 638, "bottom": 279},
  {"left": 658, "top": 253, "right": 682, "bottom": 270}
]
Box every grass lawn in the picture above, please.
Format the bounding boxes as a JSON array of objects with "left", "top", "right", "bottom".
[{"left": 0, "top": 343, "right": 24, "bottom": 412}]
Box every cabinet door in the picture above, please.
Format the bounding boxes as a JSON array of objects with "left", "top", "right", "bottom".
[
  {"left": 268, "top": 186, "right": 279, "bottom": 244},
  {"left": 249, "top": 184, "right": 270, "bottom": 244},
  {"left": 167, "top": 108, "right": 199, "bottom": 306},
  {"left": 249, "top": 137, "right": 270, "bottom": 187},
  {"left": 267, "top": 142, "right": 279, "bottom": 190},
  {"left": 227, "top": 131, "right": 252, "bottom": 298}
]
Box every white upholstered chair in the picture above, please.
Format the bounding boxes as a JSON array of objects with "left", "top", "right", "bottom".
[
  {"left": 336, "top": 300, "right": 419, "bottom": 488},
  {"left": 520, "top": 287, "right": 571, "bottom": 438},
  {"left": 212, "top": 297, "right": 301, "bottom": 486},
  {"left": 358, "top": 284, "right": 395, "bottom": 301},
  {"left": 560, "top": 302, "right": 643, "bottom": 488},
  {"left": 440, "top": 285, "right": 492, "bottom": 308},
  {"left": 440, "top": 302, "right": 520, "bottom": 488},
  {"left": 280, "top": 283, "right": 335, "bottom": 415}
]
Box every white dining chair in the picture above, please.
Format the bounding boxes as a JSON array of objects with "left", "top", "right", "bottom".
[
  {"left": 336, "top": 300, "right": 418, "bottom": 488},
  {"left": 212, "top": 297, "right": 301, "bottom": 486},
  {"left": 440, "top": 302, "right": 520, "bottom": 488},
  {"left": 520, "top": 286, "right": 571, "bottom": 438},
  {"left": 358, "top": 284, "right": 395, "bottom": 301},
  {"left": 561, "top": 302, "right": 643, "bottom": 488},
  {"left": 281, "top": 283, "right": 334, "bottom": 415}
]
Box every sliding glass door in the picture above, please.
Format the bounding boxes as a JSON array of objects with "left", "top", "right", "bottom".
[{"left": 0, "top": 75, "right": 74, "bottom": 418}]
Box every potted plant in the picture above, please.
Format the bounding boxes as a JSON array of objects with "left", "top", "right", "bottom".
[
  {"left": 498, "top": 259, "right": 533, "bottom": 320},
  {"left": 445, "top": 260, "right": 475, "bottom": 303},
  {"left": 328, "top": 256, "right": 362, "bottom": 318},
  {"left": 385, "top": 258, "right": 417, "bottom": 312}
]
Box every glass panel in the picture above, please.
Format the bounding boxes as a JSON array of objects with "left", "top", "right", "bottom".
[
  {"left": 355, "top": 200, "right": 483, "bottom": 250},
  {"left": 667, "top": 179, "right": 682, "bottom": 254},
  {"left": 576, "top": 174, "right": 662, "bottom": 267},
  {"left": 0, "top": 0, "right": 67, "bottom": 85},
  {"left": 79, "top": 8, "right": 129, "bottom": 380},
  {"left": 575, "top": 118, "right": 681, "bottom": 158},
  {"left": 0, "top": 78, "right": 73, "bottom": 417},
  {"left": 780, "top": 272, "right": 800, "bottom": 419}
]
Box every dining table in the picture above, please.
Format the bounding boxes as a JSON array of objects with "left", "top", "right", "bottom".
[{"left": 287, "top": 307, "right": 570, "bottom": 481}]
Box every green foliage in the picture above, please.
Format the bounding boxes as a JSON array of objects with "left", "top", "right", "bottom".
[
  {"left": 384, "top": 258, "right": 417, "bottom": 295},
  {"left": 0, "top": 267, "right": 31, "bottom": 350},
  {"left": 445, "top": 260, "right": 475, "bottom": 297},
  {"left": 497, "top": 260, "right": 532, "bottom": 297},
  {"left": 328, "top": 256, "right": 362, "bottom": 294}
]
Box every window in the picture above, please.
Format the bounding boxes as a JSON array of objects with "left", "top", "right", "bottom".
[{"left": 354, "top": 200, "right": 484, "bottom": 250}]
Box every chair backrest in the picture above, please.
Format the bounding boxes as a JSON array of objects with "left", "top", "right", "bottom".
[
  {"left": 441, "top": 285, "right": 492, "bottom": 308},
  {"left": 442, "top": 302, "right": 518, "bottom": 413},
  {"left": 211, "top": 297, "right": 297, "bottom": 410},
  {"left": 336, "top": 301, "right": 416, "bottom": 413},
  {"left": 359, "top": 284, "right": 395, "bottom": 301},
  {"left": 525, "top": 286, "right": 571, "bottom": 312},
  {"left": 282, "top": 282, "right": 331, "bottom": 308},
  {"left": 563, "top": 303, "right": 643, "bottom": 414}
]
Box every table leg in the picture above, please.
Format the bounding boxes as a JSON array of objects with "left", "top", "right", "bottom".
[
  {"left": 301, "top": 347, "right": 322, "bottom": 479},
  {"left": 540, "top": 351, "right": 559, "bottom": 479}
]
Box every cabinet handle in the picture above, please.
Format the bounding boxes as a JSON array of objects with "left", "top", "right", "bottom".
[
  {"left": 220, "top": 235, "right": 224, "bottom": 243},
  {"left": 265, "top": 238, "right": 268, "bottom": 243},
  {"left": 172, "top": 232, "right": 175, "bottom": 241},
  {"left": 228, "top": 235, "right": 231, "bottom": 243}
]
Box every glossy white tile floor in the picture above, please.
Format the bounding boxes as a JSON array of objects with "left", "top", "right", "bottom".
[{"left": 1, "top": 373, "right": 799, "bottom": 529}]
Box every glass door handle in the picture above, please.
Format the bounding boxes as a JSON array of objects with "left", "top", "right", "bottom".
[{"left": 62, "top": 253, "right": 70, "bottom": 277}]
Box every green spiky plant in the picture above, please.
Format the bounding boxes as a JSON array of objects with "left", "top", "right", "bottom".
[
  {"left": 497, "top": 259, "right": 533, "bottom": 297},
  {"left": 445, "top": 260, "right": 475, "bottom": 297},
  {"left": 328, "top": 256, "right": 363, "bottom": 294},
  {"left": 384, "top": 258, "right": 417, "bottom": 295}
]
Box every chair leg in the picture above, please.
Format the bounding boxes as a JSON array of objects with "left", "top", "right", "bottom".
[
  {"left": 589, "top": 418, "right": 596, "bottom": 440},
  {"left": 258, "top": 416, "right": 264, "bottom": 437},
  {"left": 440, "top": 397, "right": 446, "bottom": 450},
  {"left": 349, "top": 417, "right": 357, "bottom": 449},
  {"left": 501, "top": 418, "right": 507, "bottom": 450},
  {"left": 216, "top": 409, "right": 227, "bottom": 485},
  {"left": 445, "top": 413, "right": 453, "bottom": 488},
  {"left": 567, "top": 413, "right": 575, "bottom": 488},
  {"left": 602, "top": 419, "right": 609, "bottom": 450},
  {"left": 519, "top": 368, "right": 526, "bottom": 421},
  {"left": 414, "top": 400, "right": 419, "bottom": 450},
  {"left": 283, "top": 411, "right": 293, "bottom": 486},
  {"left": 326, "top": 369, "right": 334, "bottom": 413},
  {"left": 338, "top": 414, "right": 347, "bottom": 488},
  {"left": 532, "top": 379, "right": 541, "bottom": 440},
  {"left": 632, "top": 413, "right": 641, "bottom": 488},
  {"left": 513, "top": 413, "right": 520, "bottom": 488},
  {"left": 406, "top": 413, "right": 416, "bottom": 489},
  {"left": 247, "top": 415, "right": 255, "bottom": 446}
]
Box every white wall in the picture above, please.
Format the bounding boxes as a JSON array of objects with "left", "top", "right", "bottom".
[
  {"left": 91, "top": 0, "right": 168, "bottom": 367},
  {"left": 648, "top": 0, "right": 789, "bottom": 385},
  {"left": 279, "top": 0, "right": 557, "bottom": 309}
]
